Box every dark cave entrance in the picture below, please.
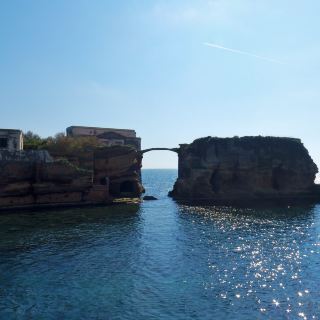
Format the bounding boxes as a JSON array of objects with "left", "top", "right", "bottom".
[{"left": 120, "top": 180, "right": 135, "bottom": 193}]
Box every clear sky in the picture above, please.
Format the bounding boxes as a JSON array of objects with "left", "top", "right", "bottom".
[{"left": 1, "top": 0, "right": 320, "bottom": 178}]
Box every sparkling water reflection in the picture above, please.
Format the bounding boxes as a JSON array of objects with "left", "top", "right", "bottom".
[{"left": 0, "top": 169, "right": 320, "bottom": 319}]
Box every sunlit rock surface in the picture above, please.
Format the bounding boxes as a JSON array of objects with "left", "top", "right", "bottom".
[
  {"left": 93, "top": 146, "right": 143, "bottom": 197},
  {"left": 170, "top": 136, "right": 320, "bottom": 204},
  {"left": 0, "top": 146, "right": 143, "bottom": 210}
]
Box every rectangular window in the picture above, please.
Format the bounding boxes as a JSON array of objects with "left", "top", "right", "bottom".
[
  {"left": 110, "top": 140, "right": 124, "bottom": 146},
  {"left": 0, "top": 138, "right": 8, "bottom": 148}
]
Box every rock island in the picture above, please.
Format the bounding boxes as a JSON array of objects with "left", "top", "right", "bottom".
[{"left": 0, "top": 127, "right": 320, "bottom": 210}]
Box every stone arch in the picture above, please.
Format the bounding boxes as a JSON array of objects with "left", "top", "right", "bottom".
[
  {"left": 138, "top": 148, "right": 180, "bottom": 197},
  {"left": 138, "top": 148, "right": 180, "bottom": 170},
  {"left": 140, "top": 148, "right": 179, "bottom": 155}
]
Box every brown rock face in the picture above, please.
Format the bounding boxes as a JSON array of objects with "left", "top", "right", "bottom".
[
  {"left": 94, "top": 146, "right": 143, "bottom": 197},
  {"left": 0, "top": 146, "right": 143, "bottom": 210},
  {"left": 47, "top": 145, "right": 143, "bottom": 197},
  {"left": 0, "top": 157, "right": 98, "bottom": 209},
  {"left": 170, "top": 136, "right": 319, "bottom": 204}
]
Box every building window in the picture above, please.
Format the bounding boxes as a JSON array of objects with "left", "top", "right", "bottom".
[
  {"left": 0, "top": 138, "right": 8, "bottom": 149},
  {"left": 110, "top": 140, "right": 124, "bottom": 146}
]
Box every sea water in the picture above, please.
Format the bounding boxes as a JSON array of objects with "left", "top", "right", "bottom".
[{"left": 0, "top": 169, "right": 320, "bottom": 319}]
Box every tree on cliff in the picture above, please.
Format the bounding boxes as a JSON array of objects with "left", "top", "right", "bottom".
[
  {"left": 23, "top": 131, "right": 46, "bottom": 149},
  {"left": 44, "top": 132, "right": 104, "bottom": 156},
  {"left": 23, "top": 131, "right": 104, "bottom": 155}
]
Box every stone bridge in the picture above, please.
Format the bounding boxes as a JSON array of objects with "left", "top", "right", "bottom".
[{"left": 140, "top": 148, "right": 179, "bottom": 154}]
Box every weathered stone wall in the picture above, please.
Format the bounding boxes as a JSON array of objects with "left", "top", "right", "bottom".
[
  {"left": 0, "top": 153, "right": 109, "bottom": 210},
  {"left": 0, "top": 145, "right": 144, "bottom": 209},
  {"left": 47, "top": 145, "right": 143, "bottom": 197},
  {"left": 170, "top": 136, "right": 320, "bottom": 204},
  {"left": 0, "top": 150, "right": 53, "bottom": 162},
  {"left": 94, "top": 146, "right": 143, "bottom": 197}
]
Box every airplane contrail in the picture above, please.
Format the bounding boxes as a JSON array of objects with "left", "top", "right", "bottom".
[{"left": 203, "top": 42, "right": 284, "bottom": 64}]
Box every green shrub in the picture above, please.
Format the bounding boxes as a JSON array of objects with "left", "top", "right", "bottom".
[{"left": 23, "top": 131, "right": 104, "bottom": 153}]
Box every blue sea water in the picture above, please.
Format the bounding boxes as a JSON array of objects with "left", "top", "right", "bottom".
[{"left": 0, "top": 169, "right": 320, "bottom": 319}]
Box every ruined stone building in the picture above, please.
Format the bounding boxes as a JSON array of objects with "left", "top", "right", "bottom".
[
  {"left": 0, "top": 129, "right": 23, "bottom": 151},
  {"left": 66, "top": 126, "right": 141, "bottom": 150}
]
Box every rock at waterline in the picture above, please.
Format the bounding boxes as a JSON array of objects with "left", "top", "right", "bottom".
[
  {"left": 170, "top": 136, "right": 320, "bottom": 204},
  {"left": 143, "top": 196, "right": 158, "bottom": 201}
]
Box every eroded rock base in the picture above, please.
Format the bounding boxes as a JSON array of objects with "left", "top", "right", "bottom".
[
  {"left": 170, "top": 136, "right": 320, "bottom": 205},
  {"left": 0, "top": 146, "right": 143, "bottom": 211}
]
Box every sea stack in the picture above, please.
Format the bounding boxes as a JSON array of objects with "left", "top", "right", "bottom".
[{"left": 169, "top": 136, "right": 320, "bottom": 204}]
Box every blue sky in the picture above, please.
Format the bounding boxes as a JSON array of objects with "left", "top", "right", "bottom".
[{"left": 0, "top": 0, "right": 320, "bottom": 177}]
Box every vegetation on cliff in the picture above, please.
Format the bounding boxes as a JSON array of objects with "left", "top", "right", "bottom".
[{"left": 23, "top": 131, "right": 104, "bottom": 155}]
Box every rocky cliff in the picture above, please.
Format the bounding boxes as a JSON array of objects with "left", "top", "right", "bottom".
[
  {"left": 0, "top": 156, "right": 102, "bottom": 209},
  {"left": 93, "top": 146, "right": 143, "bottom": 197},
  {"left": 170, "top": 136, "right": 320, "bottom": 204},
  {"left": 48, "top": 145, "right": 143, "bottom": 197},
  {"left": 44, "top": 145, "right": 143, "bottom": 197},
  {"left": 0, "top": 146, "right": 143, "bottom": 210}
]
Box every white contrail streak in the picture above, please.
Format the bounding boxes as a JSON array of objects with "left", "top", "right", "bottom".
[{"left": 203, "top": 42, "right": 284, "bottom": 64}]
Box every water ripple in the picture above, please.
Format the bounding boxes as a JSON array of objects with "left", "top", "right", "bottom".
[{"left": 0, "top": 170, "right": 320, "bottom": 319}]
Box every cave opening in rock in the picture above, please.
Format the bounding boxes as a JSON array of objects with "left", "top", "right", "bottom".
[{"left": 120, "top": 181, "right": 135, "bottom": 193}]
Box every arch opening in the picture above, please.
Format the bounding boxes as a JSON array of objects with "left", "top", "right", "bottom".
[
  {"left": 140, "top": 149, "right": 178, "bottom": 170},
  {"left": 140, "top": 149, "right": 179, "bottom": 198}
]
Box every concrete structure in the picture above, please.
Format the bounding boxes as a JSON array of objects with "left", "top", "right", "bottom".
[
  {"left": 0, "top": 129, "right": 23, "bottom": 151},
  {"left": 66, "top": 126, "right": 141, "bottom": 150}
]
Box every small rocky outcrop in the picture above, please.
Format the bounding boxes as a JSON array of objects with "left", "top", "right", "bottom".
[
  {"left": 169, "top": 136, "right": 320, "bottom": 204},
  {"left": 143, "top": 196, "right": 158, "bottom": 201}
]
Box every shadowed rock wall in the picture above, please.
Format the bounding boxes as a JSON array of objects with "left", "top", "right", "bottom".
[
  {"left": 0, "top": 146, "right": 143, "bottom": 210},
  {"left": 0, "top": 159, "right": 107, "bottom": 209},
  {"left": 47, "top": 146, "right": 143, "bottom": 197},
  {"left": 93, "top": 146, "right": 143, "bottom": 197},
  {"left": 170, "top": 136, "right": 320, "bottom": 204},
  {"left": 35, "top": 145, "right": 143, "bottom": 198}
]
